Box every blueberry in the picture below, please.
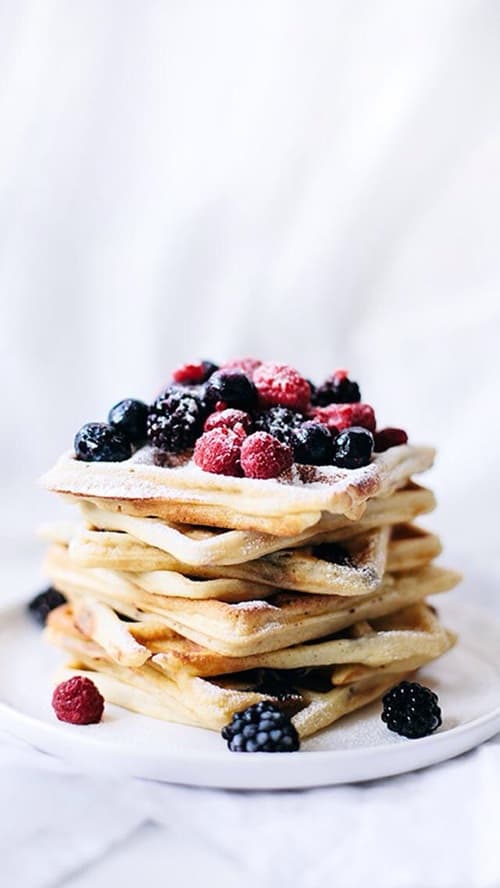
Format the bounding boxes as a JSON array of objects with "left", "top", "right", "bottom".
[
  {"left": 205, "top": 370, "right": 258, "bottom": 410},
  {"left": 74, "top": 422, "right": 132, "bottom": 462},
  {"left": 108, "top": 399, "right": 148, "bottom": 445},
  {"left": 28, "top": 587, "right": 66, "bottom": 626},
  {"left": 333, "top": 426, "right": 374, "bottom": 469},
  {"left": 292, "top": 421, "right": 334, "bottom": 465}
]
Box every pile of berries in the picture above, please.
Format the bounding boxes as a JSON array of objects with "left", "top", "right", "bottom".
[{"left": 73, "top": 358, "right": 408, "bottom": 478}]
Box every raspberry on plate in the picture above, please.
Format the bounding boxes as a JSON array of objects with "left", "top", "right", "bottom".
[
  {"left": 311, "top": 402, "right": 376, "bottom": 433},
  {"left": 204, "top": 408, "right": 253, "bottom": 437},
  {"left": 374, "top": 427, "right": 408, "bottom": 452},
  {"left": 194, "top": 427, "right": 243, "bottom": 476},
  {"left": 52, "top": 676, "right": 105, "bottom": 725},
  {"left": 240, "top": 431, "right": 293, "bottom": 479},
  {"left": 253, "top": 362, "right": 311, "bottom": 412}
]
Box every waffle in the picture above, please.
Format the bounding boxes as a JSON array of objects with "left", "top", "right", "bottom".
[
  {"left": 44, "top": 543, "right": 460, "bottom": 656},
  {"left": 43, "top": 519, "right": 441, "bottom": 597},
  {"left": 38, "top": 481, "right": 436, "bottom": 568},
  {"left": 46, "top": 601, "right": 455, "bottom": 736},
  {"left": 40, "top": 443, "right": 435, "bottom": 535}
]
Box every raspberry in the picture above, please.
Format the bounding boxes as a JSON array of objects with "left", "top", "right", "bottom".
[
  {"left": 221, "top": 357, "right": 262, "bottom": 377},
  {"left": 313, "top": 369, "right": 361, "bottom": 406},
  {"left": 240, "top": 432, "right": 293, "bottom": 479},
  {"left": 172, "top": 360, "right": 218, "bottom": 385},
  {"left": 52, "top": 676, "right": 105, "bottom": 725},
  {"left": 311, "top": 402, "right": 376, "bottom": 432},
  {"left": 254, "top": 363, "right": 311, "bottom": 413},
  {"left": 193, "top": 427, "right": 243, "bottom": 476},
  {"left": 204, "top": 409, "right": 253, "bottom": 437},
  {"left": 374, "top": 427, "right": 408, "bottom": 452}
]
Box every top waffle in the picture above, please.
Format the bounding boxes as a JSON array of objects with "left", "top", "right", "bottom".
[
  {"left": 41, "top": 443, "right": 434, "bottom": 535},
  {"left": 40, "top": 360, "right": 433, "bottom": 535}
]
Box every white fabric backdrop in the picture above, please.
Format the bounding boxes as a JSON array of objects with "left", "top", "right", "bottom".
[{"left": 1, "top": 2, "right": 500, "bottom": 886}]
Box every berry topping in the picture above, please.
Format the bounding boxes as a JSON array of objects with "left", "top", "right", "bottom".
[
  {"left": 333, "top": 426, "right": 374, "bottom": 469},
  {"left": 28, "top": 587, "right": 66, "bottom": 626},
  {"left": 204, "top": 408, "right": 253, "bottom": 437},
  {"left": 221, "top": 357, "right": 262, "bottom": 377},
  {"left": 240, "top": 432, "right": 293, "bottom": 479},
  {"left": 374, "top": 427, "right": 409, "bottom": 452},
  {"left": 382, "top": 681, "right": 442, "bottom": 739},
  {"left": 205, "top": 370, "right": 258, "bottom": 411},
  {"left": 172, "top": 360, "right": 218, "bottom": 385},
  {"left": 52, "top": 676, "right": 105, "bottom": 725},
  {"left": 253, "top": 362, "right": 311, "bottom": 412},
  {"left": 108, "top": 399, "right": 149, "bottom": 445},
  {"left": 193, "top": 427, "right": 243, "bottom": 477},
  {"left": 74, "top": 423, "right": 132, "bottom": 462},
  {"left": 313, "top": 369, "right": 361, "bottom": 406},
  {"left": 292, "top": 421, "right": 334, "bottom": 465},
  {"left": 254, "top": 406, "right": 304, "bottom": 445},
  {"left": 147, "top": 388, "right": 207, "bottom": 453},
  {"left": 221, "top": 701, "right": 300, "bottom": 752},
  {"left": 312, "top": 402, "right": 376, "bottom": 433}
]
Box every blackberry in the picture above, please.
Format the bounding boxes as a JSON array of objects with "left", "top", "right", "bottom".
[
  {"left": 254, "top": 407, "right": 304, "bottom": 446},
  {"left": 252, "top": 669, "right": 302, "bottom": 705},
  {"left": 147, "top": 387, "right": 207, "bottom": 453},
  {"left": 74, "top": 423, "right": 132, "bottom": 462},
  {"left": 312, "top": 542, "right": 352, "bottom": 566},
  {"left": 28, "top": 587, "right": 66, "bottom": 626},
  {"left": 222, "top": 701, "right": 300, "bottom": 752},
  {"left": 292, "top": 421, "right": 334, "bottom": 465},
  {"left": 205, "top": 370, "right": 258, "bottom": 410},
  {"left": 313, "top": 373, "right": 361, "bottom": 406},
  {"left": 333, "top": 426, "right": 374, "bottom": 469},
  {"left": 382, "top": 681, "right": 442, "bottom": 739},
  {"left": 108, "top": 399, "right": 148, "bottom": 445}
]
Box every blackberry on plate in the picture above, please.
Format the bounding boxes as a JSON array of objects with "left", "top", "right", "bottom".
[
  {"left": 292, "top": 421, "right": 334, "bottom": 465},
  {"left": 313, "top": 371, "right": 361, "bottom": 406},
  {"left": 28, "top": 587, "right": 66, "bottom": 626},
  {"left": 74, "top": 423, "right": 132, "bottom": 462},
  {"left": 108, "top": 399, "right": 148, "bottom": 445},
  {"left": 382, "top": 681, "right": 442, "bottom": 739},
  {"left": 254, "top": 406, "right": 304, "bottom": 446},
  {"left": 333, "top": 426, "right": 374, "bottom": 469},
  {"left": 147, "top": 387, "right": 207, "bottom": 453},
  {"left": 205, "top": 370, "right": 258, "bottom": 411},
  {"left": 221, "top": 701, "right": 300, "bottom": 752}
]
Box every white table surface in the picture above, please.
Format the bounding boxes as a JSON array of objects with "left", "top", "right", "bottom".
[{"left": 1, "top": 551, "right": 499, "bottom": 888}]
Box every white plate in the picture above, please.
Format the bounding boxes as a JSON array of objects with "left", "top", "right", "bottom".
[{"left": 0, "top": 599, "right": 499, "bottom": 789}]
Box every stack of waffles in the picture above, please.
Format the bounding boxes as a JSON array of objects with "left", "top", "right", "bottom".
[{"left": 39, "top": 440, "right": 460, "bottom": 739}]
